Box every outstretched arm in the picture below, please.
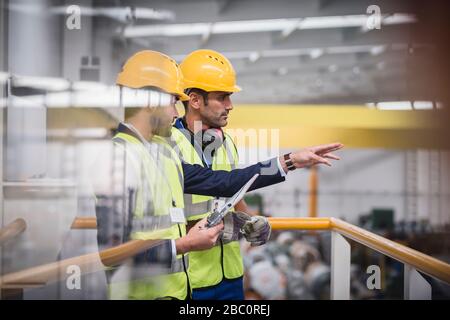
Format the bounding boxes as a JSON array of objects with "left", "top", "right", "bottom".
[
  {"left": 183, "top": 157, "right": 284, "bottom": 197},
  {"left": 183, "top": 142, "right": 344, "bottom": 198}
]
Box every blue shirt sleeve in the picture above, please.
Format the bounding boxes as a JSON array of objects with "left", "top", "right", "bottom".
[{"left": 182, "top": 157, "right": 285, "bottom": 197}]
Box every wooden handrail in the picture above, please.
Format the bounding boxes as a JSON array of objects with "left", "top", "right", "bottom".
[
  {"left": 268, "top": 217, "right": 450, "bottom": 285},
  {"left": 71, "top": 216, "right": 97, "bottom": 229},
  {"left": 69, "top": 216, "right": 450, "bottom": 285},
  {"left": 268, "top": 217, "right": 331, "bottom": 230},
  {"left": 3, "top": 215, "right": 448, "bottom": 294},
  {"left": 0, "top": 218, "right": 27, "bottom": 246},
  {"left": 329, "top": 218, "right": 450, "bottom": 285},
  {"left": 308, "top": 167, "right": 318, "bottom": 218},
  {"left": 0, "top": 239, "right": 162, "bottom": 289}
]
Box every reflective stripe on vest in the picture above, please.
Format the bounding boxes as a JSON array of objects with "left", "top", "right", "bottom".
[
  {"left": 170, "top": 127, "right": 244, "bottom": 289},
  {"left": 113, "top": 133, "right": 184, "bottom": 220},
  {"left": 170, "top": 128, "right": 238, "bottom": 220},
  {"left": 108, "top": 132, "right": 188, "bottom": 300}
]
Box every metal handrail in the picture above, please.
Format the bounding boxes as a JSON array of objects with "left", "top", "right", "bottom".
[{"left": 0, "top": 218, "right": 27, "bottom": 246}]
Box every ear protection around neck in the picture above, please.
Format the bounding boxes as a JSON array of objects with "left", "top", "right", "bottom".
[{"left": 202, "top": 128, "right": 224, "bottom": 149}]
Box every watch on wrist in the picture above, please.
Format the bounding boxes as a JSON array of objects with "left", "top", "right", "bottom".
[{"left": 283, "top": 153, "right": 296, "bottom": 171}]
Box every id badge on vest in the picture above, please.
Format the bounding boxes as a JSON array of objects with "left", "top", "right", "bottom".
[
  {"left": 211, "top": 198, "right": 226, "bottom": 213},
  {"left": 170, "top": 207, "right": 186, "bottom": 224}
]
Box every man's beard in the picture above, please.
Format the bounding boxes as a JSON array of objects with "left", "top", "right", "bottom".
[
  {"left": 206, "top": 112, "right": 228, "bottom": 128},
  {"left": 150, "top": 115, "right": 172, "bottom": 137}
]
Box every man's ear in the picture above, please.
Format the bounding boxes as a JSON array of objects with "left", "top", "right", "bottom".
[{"left": 189, "top": 92, "right": 202, "bottom": 110}]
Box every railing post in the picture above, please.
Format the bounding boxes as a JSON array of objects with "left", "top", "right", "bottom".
[
  {"left": 331, "top": 231, "right": 351, "bottom": 300},
  {"left": 404, "top": 264, "right": 432, "bottom": 300}
]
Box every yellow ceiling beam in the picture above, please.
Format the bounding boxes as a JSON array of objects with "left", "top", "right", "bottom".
[{"left": 224, "top": 105, "right": 449, "bottom": 149}]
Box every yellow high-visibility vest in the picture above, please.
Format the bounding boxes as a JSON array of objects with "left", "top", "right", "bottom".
[
  {"left": 170, "top": 127, "right": 243, "bottom": 290},
  {"left": 107, "top": 131, "right": 188, "bottom": 300}
]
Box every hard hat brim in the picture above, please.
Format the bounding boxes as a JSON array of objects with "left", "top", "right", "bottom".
[
  {"left": 184, "top": 83, "right": 242, "bottom": 93},
  {"left": 179, "top": 92, "right": 190, "bottom": 101},
  {"left": 231, "top": 85, "right": 242, "bottom": 93}
]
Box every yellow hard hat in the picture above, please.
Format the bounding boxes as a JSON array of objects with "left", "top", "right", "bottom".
[
  {"left": 116, "top": 50, "right": 189, "bottom": 101},
  {"left": 180, "top": 49, "right": 241, "bottom": 93}
]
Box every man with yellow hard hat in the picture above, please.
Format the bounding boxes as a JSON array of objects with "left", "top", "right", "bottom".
[
  {"left": 96, "top": 50, "right": 223, "bottom": 300},
  {"left": 171, "top": 49, "right": 342, "bottom": 300}
]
